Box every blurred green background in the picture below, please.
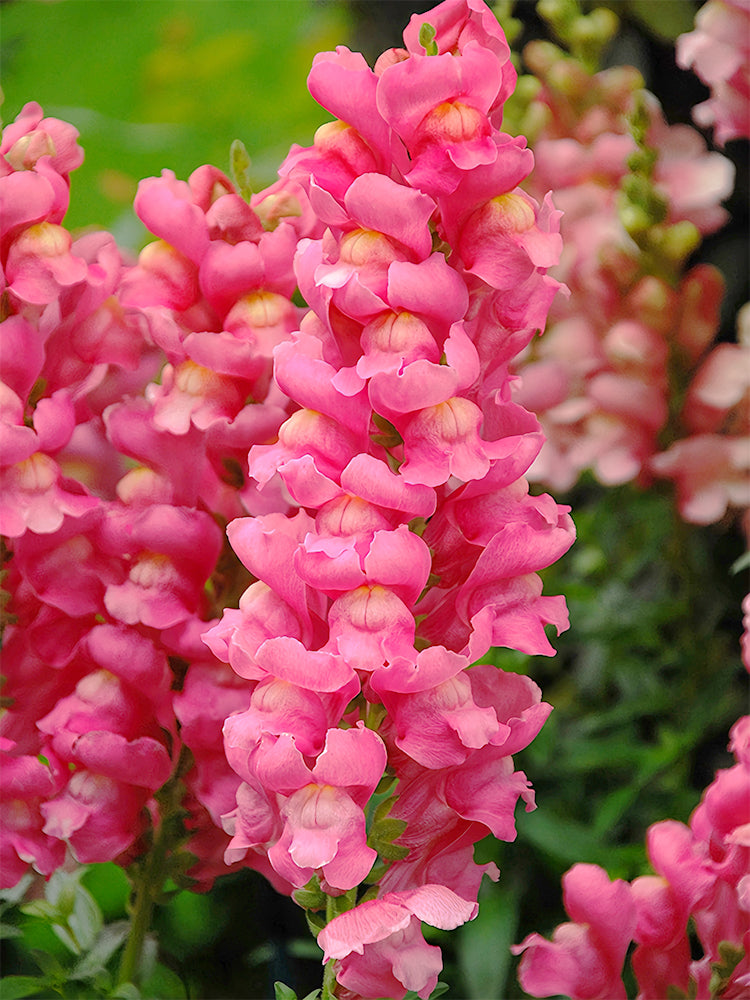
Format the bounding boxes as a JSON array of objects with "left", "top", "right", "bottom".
[
  {"left": 1, "top": 0, "right": 352, "bottom": 245},
  {"left": 1, "top": 2, "right": 747, "bottom": 998}
]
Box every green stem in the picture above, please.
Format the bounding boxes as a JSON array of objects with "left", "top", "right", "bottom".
[
  {"left": 117, "top": 859, "right": 157, "bottom": 988},
  {"left": 116, "top": 754, "right": 189, "bottom": 987},
  {"left": 321, "top": 895, "right": 339, "bottom": 1000}
]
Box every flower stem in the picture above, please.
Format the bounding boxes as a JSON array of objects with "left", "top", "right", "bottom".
[
  {"left": 321, "top": 894, "right": 339, "bottom": 1000},
  {"left": 116, "top": 750, "right": 191, "bottom": 987},
  {"left": 117, "top": 858, "right": 157, "bottom": 988}
]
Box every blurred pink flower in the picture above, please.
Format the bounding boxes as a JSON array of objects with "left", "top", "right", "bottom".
[{"left": 677, "top": 0, "right": 750, "bottom": 145}]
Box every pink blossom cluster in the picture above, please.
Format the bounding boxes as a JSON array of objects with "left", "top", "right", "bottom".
[
  {"left": 513, "top": 714, "right": 750, "bottom": 1000},
  {"left": 0, "top": 103, "right": 173, "bottom": 883},
  {"left": 509, "top": 53, "right": 739, "bottom": 496},
  {"left": 0, "top": 101, "right": 315, "bottom": 889},
  {"left": 1, "top": 1, "right": 576, "bottom": 990},
  {"left": 505, "top": 48, "right": 750, "bottom": 670},
  {"left": 199, "top": 0, "right": 575, "bottom": 993},
  {"left": 677, "top": 0, "right": 750, "bottom": 146}
]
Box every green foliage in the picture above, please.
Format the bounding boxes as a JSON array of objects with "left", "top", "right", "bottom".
[
  {"left": 21, "top": 870, "right": 103, "bottom": 956},
  {"left": 0, "top": 0, "right": 350, "bottom": 240},
  {"left": 274, "top": 982, "right": 321, "bottom": 1000},
  {"left": 0, "top": 870, "right": 188, "bottom": 999},
  {"left": 607, "top": 0, "right": 698, "bottom": 42},
  {"left": 366, "top": 796, "right": 409, "bottom": 862},
  {"left": 459, "top": 882, "right": 520, "bottom": 1000},
  {"left": 229, "top": 138, "right": 254, "bottom": 203}
]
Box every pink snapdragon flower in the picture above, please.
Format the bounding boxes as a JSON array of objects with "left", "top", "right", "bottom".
[
  {"left": 677, "top": 0, "right": 750, "bottom": 145},
  {"left": 513, "top": 864, "right": 637, "bottom": 1000},
  {"left": 0, "top": 744, "right": 67, "bottom": 888},
  {"left": 516, "top": 716, "right": 750, "bottom": 1000},
  {"left": 223, "top": 725, "right": 386, "bottom": 893},
  {"left": 318, "top": 884, "right": 478, "bottom": 1000},
  {"left": 0, "top": 102, "right": 83, "bottom": 251},
  {"left": 651, "top": 304, "right": 750, "bottom": 524}
]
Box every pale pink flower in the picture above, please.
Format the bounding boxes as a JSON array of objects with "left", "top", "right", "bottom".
[
  {"left": 650, "top": 434, "right": 750, "bottom": 524},
  {"left": 677, "top": 0, "right": 750, "bottom": 145},
  {"left": 0, "top": 102, "right": 83, "bottom": 245},
  {"left": 376, "top": 42, "right": 507, "bottom": 195}
]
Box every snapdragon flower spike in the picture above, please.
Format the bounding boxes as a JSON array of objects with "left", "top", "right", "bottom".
[
  {"left": 510, "top": 49, "right": 736, "bottom": 494},
  {"left": 207, "top": 10, "right": 573, "bottom": 984},
  {"left": 1, "top": 103, "right": 295, "bottom": 891}
]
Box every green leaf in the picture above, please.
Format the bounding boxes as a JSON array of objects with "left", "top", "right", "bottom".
[
  {"left": 24, "top": 869, "right": 103, "bottom": 955},
  {"left": 30, "top": 947, "right": 67, "bottom": 979},
  {"left": 404, "top": 983, "right": 449, "bottom": 1000},
  {"left": 731, "top": 549, "right": 750, "bottom": 574},
  {"left": 305, "top": 909, "right": 326, "bottom": 938},
  {"left": 459, "top": 884, "right": 520, "bottom": 1000},
  {"left": 230, "top": 138, "right": 253, "bottom": 203},
  {"left": 110, "top": 984, "right": 142, "bottom": 1000},
  {"left": 367, "top": 796, "right": 408, "bottom": 860},
  {"left": 81, "top": 864, "right": 130, "bottom": 923},
  {"left": 292, "top": 876, "right": 326, "bottom": 911},
  {"left": 62, "top": 881, "right": 103, "bottom": 955},
  {"left": 274, "top": 983, "right": 298, "bottom": 1000},
  {"left": 623, "top": 0, "right": 698, "bottom": 41},
  {"left": 70, "top": 921, "right": 130, "bottom": 981},
  {"left": 0, "top": 921, "right": 24, "bottom": 939},
  {"left": 709, "top": 940, "right": 745, "bottom": 996},
  {"left": 140, "top": 961, "right": 188, "bottom": 999},
  {"left": 0, "top": 976, "right": 48, "bottom": 999},
  {"left": 0, "top": 875, "right": 33, "bottom": 906}
]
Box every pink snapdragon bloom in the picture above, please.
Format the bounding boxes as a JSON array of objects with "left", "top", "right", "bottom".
[
  {"left": 516, "top": 717, "right": 750, "bottom": 1000},
  {"left": 511, "top": 44, "right": 735, "bottom": 494},
  {"left": 677, "top": 0, "right": 750, "bottom": 145},
  {"left": 0, "top": 744, "right": 67, "bottom": 888},
  {"left": 223, "top": 725, "right": 386, "bottom": 893},
  {"left": 650, "top": 434, "right": 750, "bottom": 524},
  {"left": 318, "top": 884, "right": 478, "bottom": 1000},
  {"left": 513, "top": 864, "right": 637, "bottom": 1000},
  {"left": 651, "top": 304, "right": 750, "bottom": 525},
  {"left": 0, "top": 102, "right": 83, "bottom": 251}
]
